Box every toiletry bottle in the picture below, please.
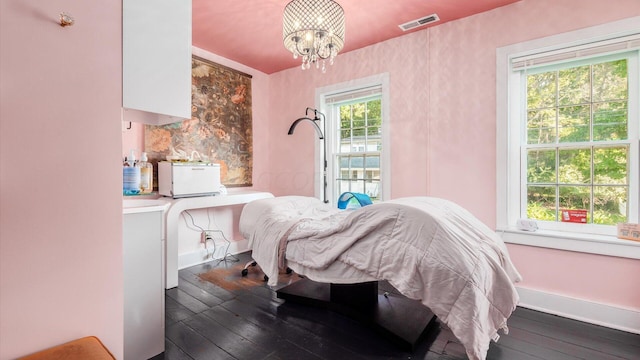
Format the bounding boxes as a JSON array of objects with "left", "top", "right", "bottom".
[
  {"left": 139, "top": 152, "right": 153, "bottom": 194},
  {"left": 123, "top": 150, "right": 141, "bottom": 195}
]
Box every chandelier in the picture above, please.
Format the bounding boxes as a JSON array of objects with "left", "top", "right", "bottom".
[{"left": 283, "top": 0, "right": 345, "bottom": 72}]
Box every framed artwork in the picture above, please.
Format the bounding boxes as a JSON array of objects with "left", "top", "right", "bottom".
[{"left": 145, "top": 56, "right": 253, "bottom": 187}]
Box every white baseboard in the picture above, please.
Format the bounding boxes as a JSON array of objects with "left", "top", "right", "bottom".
[
  {"left": 516, "top": 286, "right": 640, "bottom": 334},
  {"left": 178, "top": 239, "right": 250, "bottom": 270}
]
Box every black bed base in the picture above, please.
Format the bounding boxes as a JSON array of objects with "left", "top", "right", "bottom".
[{"left": 276, "top": 278, "right": 437, "bottom": 351}]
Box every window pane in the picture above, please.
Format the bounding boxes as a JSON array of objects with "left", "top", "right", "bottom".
[
  {"left": 338, "top": 180, "right": 351, "bottom": 195},
  {"left": 348, "top": 156, "right": 364, "bottom": 176},
  {"left": 351, "top": 139, "right": 366, "bottom": 153},
  {"left": 367, "top": 136, "right": 382, "bottom": 152},
  {"left": 364, "top": 155, "right": 380, "bottom": 170},
  {"left": 340, "top": 117, "right": 351, "bottom": 129},
  {"left": 340, "top": 109, "right": 351, "bottom": 128},
  {"left": 353, "top": 119, "right": 366, "bottom": 128},
  {"left": 527, "top": 72, "right": 556, "bottom": 109},
  {"left": 352, "top": 127, "right": 365, "bottom": 137},
  {"left": 559, "top": 185, "right": 591, "bottom": 222},
  {"left": 593, "top": 101, "right": 628, "bottom": 141},
  {"left": 352, "top": 103, "right": 365, "bottom": 127},
  {"left": 558, "top": 105, "right": 590, "bottom": 142},
  {"left": 527, "top": 149, "right": 556, "bottom": 183},
  {"left": 365, "top": 180, "right": 381, "bottom": 201},
  {"left": 527, "top": 109, "right": 556, "bottom": 144},
  {"left": 593, "top": 186, "right": 628, "bottom": 225},
  {"left": 340, "top": 129, "right": 351, "bottom": 146},
  {"left": 558, "top": 65, "right": 590, "bottom": 106},
  {"left": 337, "top": 156, "right": 349, "bottom": 176},
  {"left": 559, "top": 148, "right": 591, "bottom": 184},
  {"left": 593, "top": 146, "right": 627, "bottom": 185},
  {"left": 527, "top": 185, "right": 557, "bottom": 221},
  {"left": 366, "top": 99, "right": 382, "bottom": 122},
  {"left": 349, "top": 180, "right": 363, "bottom": 193},
  {"left": 592, "top": 59, "right": 628, "bottom": 102}
]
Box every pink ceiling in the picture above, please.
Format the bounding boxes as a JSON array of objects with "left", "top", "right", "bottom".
[{"left": 192, "top": 0, "right": 520, "bottom": 74}]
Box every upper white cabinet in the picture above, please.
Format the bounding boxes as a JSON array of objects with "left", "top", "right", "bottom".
[{"left": 123, "top": 0, "right": 192, "bottom": 125}]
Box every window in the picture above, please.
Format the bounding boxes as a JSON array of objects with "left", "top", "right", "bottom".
[
  {"left": 497, "top": 18, "right": 640, "bottom": 259},
  {"left": 524, "top": 57, "right": 632, "bottom": 228},
  {"left": 317, "top": 74, "right": 390, "bottom": 205},
  {"left": 334, "top": 96, "right": 383, "bottom": 201}
]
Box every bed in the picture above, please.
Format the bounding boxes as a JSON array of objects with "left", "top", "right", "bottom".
[{"left": 239, "top": 195, "right": 522, "bottom": 360}]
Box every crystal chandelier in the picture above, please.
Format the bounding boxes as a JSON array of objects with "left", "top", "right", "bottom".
[{"left": 283, "top": 0, "right": 345, "bottom": 72}]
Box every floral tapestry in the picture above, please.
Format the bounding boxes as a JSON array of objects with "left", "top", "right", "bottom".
[{"left": 145, "top": 56, "right": 253, "bottom": 187}]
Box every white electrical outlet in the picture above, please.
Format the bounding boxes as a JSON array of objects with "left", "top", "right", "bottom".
[{"left": 201, "top": 230, "right": 213, "bottom": 243}]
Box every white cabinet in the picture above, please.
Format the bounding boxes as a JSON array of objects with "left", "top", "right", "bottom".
[
  {"left": 123, "top": 0, "right": 192, "bottom": 125},
  {"left": 123, "top": 210, "right": 164, "bottom": 360}
]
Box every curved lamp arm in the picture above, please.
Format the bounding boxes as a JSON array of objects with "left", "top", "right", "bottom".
[{"left": 287, "top": 117, "right": 324, "bottom": 139}]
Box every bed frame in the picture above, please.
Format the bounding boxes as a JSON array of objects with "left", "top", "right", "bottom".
[{"left": 276, "top": 278, "right": 437, "bottom": 351}]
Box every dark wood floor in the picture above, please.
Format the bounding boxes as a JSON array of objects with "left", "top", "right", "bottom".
[{"left": 163, "top": 252, "right": 640, "bottom": 360}]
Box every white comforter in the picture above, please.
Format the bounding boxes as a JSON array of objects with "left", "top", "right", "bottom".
[{"left": 239, "top": 196, "right": 522, "bottom": 360}]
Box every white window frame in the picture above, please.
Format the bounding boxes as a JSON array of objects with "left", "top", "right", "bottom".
[
  {"left": 316, "top": 73, "right": 391, "bottom": 206},
  {"left": 497, "top": 17, "right": 640, "bottom": 259}
]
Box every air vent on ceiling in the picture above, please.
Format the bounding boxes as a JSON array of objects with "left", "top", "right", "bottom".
[{"left": 398, "top": 14, "right": 440, "bottom": 32}]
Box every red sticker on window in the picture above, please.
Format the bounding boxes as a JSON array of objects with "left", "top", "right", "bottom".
[{"left": 561, "top": 209, "right": 587, "bottom": 223}]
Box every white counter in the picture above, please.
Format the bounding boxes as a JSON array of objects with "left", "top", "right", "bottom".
[{"left": 122, "top": 198, "right": 170, "bottom": 214}]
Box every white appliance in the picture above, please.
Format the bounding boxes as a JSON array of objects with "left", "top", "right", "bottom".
[{"left": 158, "top": 161, "right": 221, "bottom": 198}]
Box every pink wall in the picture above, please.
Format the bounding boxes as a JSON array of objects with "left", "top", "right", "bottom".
[
  {"left": 0, "top": 1, "right": 124, "bottom": 359},
  {"left": 267, "top": 0, "right": 640, "bottom": 310},
  {"left": 122, "top": 121, "right": 145, "bottom": 160},
  {"left": 507, "top": 245, "right": 640, "bottom": 308}
]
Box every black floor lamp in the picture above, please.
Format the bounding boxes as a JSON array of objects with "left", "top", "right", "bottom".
[{"left": 287, "top": 107, "right": 328, "bottom": 203}]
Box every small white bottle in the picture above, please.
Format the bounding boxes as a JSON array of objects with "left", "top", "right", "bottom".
[
  {"left": 139, "top": 152, "right": 153, "bottom": 194},
  {"left": 123, "top": 149, "right": 141, "bottom": 195}
]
